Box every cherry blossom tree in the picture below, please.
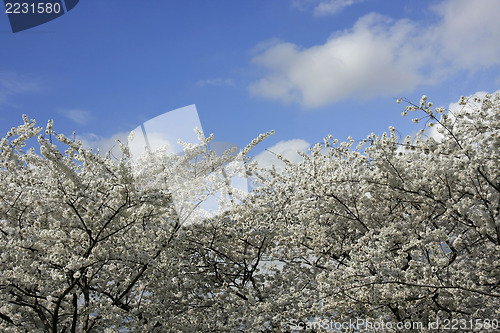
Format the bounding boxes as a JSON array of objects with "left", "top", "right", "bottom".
[
  {"left": 1, "top": 92, "right": 499, "bottom": 332},
  {"left": 0, "top": 117, "right": 270, "bottom": 332},
  {"left": 219, "top": 93, "right": 500, "bottom": 332}
]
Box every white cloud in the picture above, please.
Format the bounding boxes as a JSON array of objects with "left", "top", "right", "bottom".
[
  {"left": 250, "top": 14, "right": 425, "bottom": 107},
  {"left": 79, "top": 105, "right": 206, "bottom": 161},
  {"left": 253, "top": 139, "right": 310, "bottom": 171},
  {"left": 314, "top": 0, "right": 364, "bottom": 16},
  {"left": 128, "top": 131, "right": 173, "bottom": 159},
  {"left": 431, "top": 0, "right": 500, "bottom": 71},
  {"left": 292, "top": 0, "right": 364, "bottom": 16},
  {"left": 196, "top": 78, "right": 234, "bottom": 87},
  {"left": 78, "top": 132, "right": 129, "bottom": 158},
  {"left": 250, "top": 0, "right": 500, "bottom": 108},
  {"left": 62, "top": 109, "right": 91, "bottom": 125}
]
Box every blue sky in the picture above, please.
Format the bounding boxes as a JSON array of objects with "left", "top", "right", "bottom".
[{"left": 1, "top": 0, "right": 499, "bottom": 164}]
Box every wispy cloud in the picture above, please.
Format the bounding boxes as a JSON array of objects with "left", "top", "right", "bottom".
[
  {"left": 62, "top": 109, "right": 92, "bottom": 125},
  {"left": 250, "top": 0, "right": 500, "bottom": 108},
  {"left": 196, "top": 78, "right": 234, "bottom": 87},
  {"left": 0, "top": 73, "right": 41, "bottom": 107},
  {"left": 292, "top": 0, "right": 364, "bottom": 16}
]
